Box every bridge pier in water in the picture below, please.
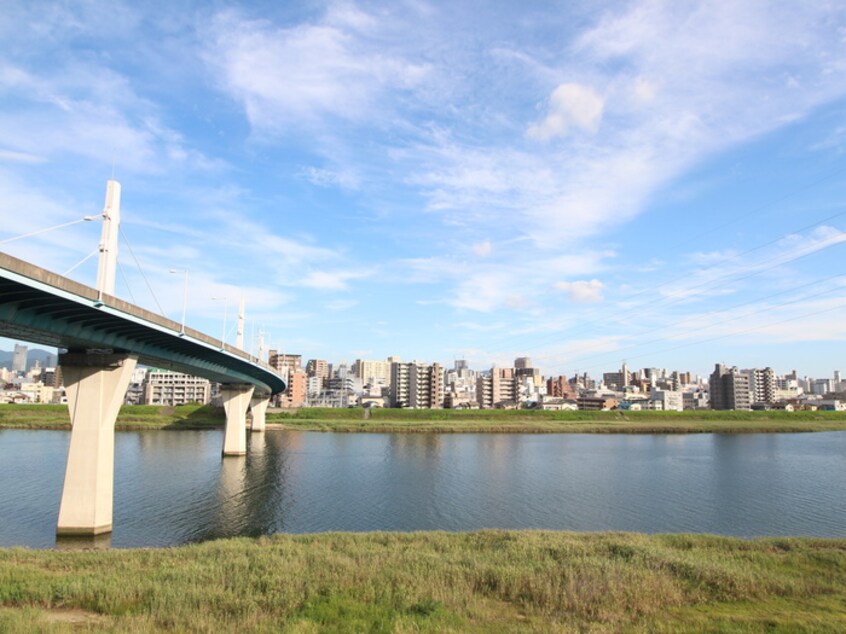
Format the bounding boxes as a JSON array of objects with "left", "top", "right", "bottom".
[
  {"left": 57, "top": 352, "right": 138, "bottom": 536},
  {"left": 250, "top": 395, "right": 270, "bottom": 432},
  {"left": 220, "top": 384, "right": 255, "bottom": 455}
]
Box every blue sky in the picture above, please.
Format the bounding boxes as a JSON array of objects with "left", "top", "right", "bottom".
[{"left": 1, "top": 0, "right": 845, "bottom": 379}]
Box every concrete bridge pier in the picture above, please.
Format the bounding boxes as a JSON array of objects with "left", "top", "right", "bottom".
[
  {"left": 57, "top": 351, "right": 138, "bottom": 536},
  {"left": 220, "top": 384, "right": 255, "bottom": 456},
  {"left": 250, "top": 395, "right": 270, "bottom": 432}
]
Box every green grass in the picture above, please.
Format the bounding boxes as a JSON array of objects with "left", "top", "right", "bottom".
[
  {"left": 2, "top": 403, "right": 845, "bottom": 434},
  {"left": 1, "top": 531, "right": 846, "bottom": 632},
  {"left": 267, "top": 407, "right": 846, "bottom": 434},
  {"left": 0, "top": 403, "right": 224, "bottom": 430}
]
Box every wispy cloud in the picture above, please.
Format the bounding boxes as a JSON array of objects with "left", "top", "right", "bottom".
[
  {"left": 204, "top": 7, "right": 430, "bottom": 133},
  {"left": 555, "top": 279, "right": 605, "bottom": 304}
]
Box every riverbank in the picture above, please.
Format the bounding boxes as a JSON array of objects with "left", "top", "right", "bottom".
[
  {"left": 0, "top": 403, "right": 223, "bottom": 430},
  {"left": 269, "top": 407, "right": 846, "bottom": 434},
  {"left": 1, "top": 530, "right": 845, "bottom": 632},
  {"left": 2, "top": 403, "right": 846, "bottom": 433}
]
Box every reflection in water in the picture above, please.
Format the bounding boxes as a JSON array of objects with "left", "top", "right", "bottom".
[
  {"left": 187, "top": 431, "right": 293, "bottom": 543},
  {"left": 1, "top": 429, "right": 846, "bottom": 548},
  {"left": 55, "top": 533, "right": 112, "bottom": 551},
  {"left": 213, "top": 456, "right": 247, "bottom": 536}
]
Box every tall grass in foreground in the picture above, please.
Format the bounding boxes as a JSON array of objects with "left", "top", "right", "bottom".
[{"left": 2, "top": 531, "right": 846, "bottom": 632}]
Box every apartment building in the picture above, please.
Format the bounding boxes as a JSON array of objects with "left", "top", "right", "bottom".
[
  {"left": 268, "top": 351, "right": 302, "bottom": 374},
  {"left": 476, "top": 367, "right": 517, "bottom": 408},
  {"left": 142, "top": 369, "right": 211, "bottom": 406},
  {"left": 743, "top": 367, "right": 776, "bottom": 404},
  {"left": 279, "top": 369, "right": 307, "bottom": 408},
  {"left": 389, "top": 361, "right": 444, "bottom": 408},
  {"left": 354, "top": 359, "right": 393, "bottom": 386},
  {"left": 305, "top": 358, "right": 329, "bottom": 389},
  {"left": 709, "top": 364, "right": 751, "bottom": 410},
  {"left": 546, "top": 375, "right": 577, "bottom": 399}
]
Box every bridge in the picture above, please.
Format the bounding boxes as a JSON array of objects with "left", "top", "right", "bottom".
[{"left": 0, "top": 180, "right": 286, "bottom": 537}]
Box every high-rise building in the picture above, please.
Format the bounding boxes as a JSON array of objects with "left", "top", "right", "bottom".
[
  {"left": 514, "top": 357, "right": 532, "bottom": 370},
  {"left": 268, "top": 351, "right": 302, "bottom": 374},
  {"left": 355, "top": 359, "right": 392, "bottom": 385},
  {"left": 306, "top": 359, "right": 329, "bottom": 388},
  {"left": 602, "top": 363, "right": 631, "bottom": 391},
  {"left": 477, "top": 367, "right": 517, "bottom": 408},
  {"left": 709, "top": 364, "right": 751, "bottom": 410},
  {"left": 12, "top": 344, "right": 27, "bottom": 373},
  {"left": 514, "top": 357, "right": 542, "bottom": 388},
  {"left": 743, "top": 367, "right": 776, "bottom": 404},
  {"left": 389, "top": 361, "right": 444, "bottom": 408},
  {"left": 280, "top": 369, "right": 307, "bottom": 408}
]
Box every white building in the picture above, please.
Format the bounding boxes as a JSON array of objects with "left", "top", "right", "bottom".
[
  {"left": 355, "top": 359, "right": 393, "bottom": 386},
  {"left": 650, "top": 389, "right": 684, "bottom": 411},
  {"left": 142, "top": 369, "right": 211, "bottom": 406}
]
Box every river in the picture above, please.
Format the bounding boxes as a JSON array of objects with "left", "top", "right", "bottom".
[{"left": 1, "top": 429, "right": 845, "bottom": 548}]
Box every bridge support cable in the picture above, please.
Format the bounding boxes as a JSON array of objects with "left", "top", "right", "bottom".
[
  {"left": 250, "top": 395, "right": 270, "bottom": 433},
  {"left": 0, "top": 216, "right": 96, "bottom": 246},
  {"left": 116, "top": 260, "right": 137, "bottom": 304},
  {"left": 220, "top": 384, "right": 255, "bottom": 456},
  {"left": 56, "top": 351, "right": 138, "bottom": 536},
  {"left": 62, "top": 248, "right": 99, "bottom": 276},
  {"left": 119, "top": 227, "right": 167, "bottom": 317}
]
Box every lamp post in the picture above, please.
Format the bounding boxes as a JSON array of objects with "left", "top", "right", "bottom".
[
  {"left": 169, "top": 269, "right": 188, "bottom": 334},
  {"left": 211, "top": 296, "right": 228, "bottom": 350}
]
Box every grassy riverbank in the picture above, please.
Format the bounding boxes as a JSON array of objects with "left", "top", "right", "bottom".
[
  {"left": 2, "top": 531, "right": 845, "bottom": 632},
  {"left": 0, "top": 403, "right": 223, "bottom": 430},
  {"left": 2, "top": 403, "right": 846, "bottom": 433},
  {"left": 268, "top": 407, "right": 846, "bottom": 434}
]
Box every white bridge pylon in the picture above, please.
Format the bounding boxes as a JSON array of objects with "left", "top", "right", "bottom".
[{"left": 95, "top": 180, "right": 120, "bottom": 298}]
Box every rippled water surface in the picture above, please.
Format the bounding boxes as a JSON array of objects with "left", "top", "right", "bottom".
[{"left": 1, "top": 429, "right": 845, "bottom": 548}]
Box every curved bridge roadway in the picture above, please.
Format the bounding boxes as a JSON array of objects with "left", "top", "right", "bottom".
[{"left": 0, "top": 252, "right": 286, "bottom": 536}]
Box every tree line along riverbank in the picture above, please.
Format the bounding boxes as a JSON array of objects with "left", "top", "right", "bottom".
[
  {"left": 1, "top": 530, "right": 845, "bottom": 632},
  {"left": 2, "top": 403, "right": 846, "bottom": 433}
]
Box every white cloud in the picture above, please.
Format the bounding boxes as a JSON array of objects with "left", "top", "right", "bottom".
[
  {"left": 555, "top": 279, "right": 605, "bottom": 304},
  {"left": 0, "top": 148, "right": 46, "bottom": 164},
  {"left": 299, "top": 165, "right": 361, "bottom": 189},
  {"left": 527, "top": 83, "right": 604, "bottom": 140},
  {"left": 298, "top": 269, "right": 372, "bottom": 291},
  {"left": 204, "top": 8, "right": 429, "bottom": 132},
  {"left": 471, "top": 240, "right": 492, "bottom": 257},
  {"left": 401, "top": 245, "right": 612, "bottom": 313},
  {"left": 0, "top": 62, "right": 217, "bottom": 174}
]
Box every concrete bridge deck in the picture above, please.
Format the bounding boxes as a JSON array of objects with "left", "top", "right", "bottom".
[{"left": 0, "top": 251, "right": 285, "bottom": 394}]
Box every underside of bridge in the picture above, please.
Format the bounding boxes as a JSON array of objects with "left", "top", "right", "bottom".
[{"left": 1, "top": 251, "right": 286, "bottom": 536}]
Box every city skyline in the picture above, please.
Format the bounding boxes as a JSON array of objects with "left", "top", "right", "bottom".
[{"left": 2, "top": 1, "right": 846, "bottom": 377}]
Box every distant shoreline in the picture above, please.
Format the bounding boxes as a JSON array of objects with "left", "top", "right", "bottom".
[{"left": 2, "top": 403, "right": 846, "bottom": 434}]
